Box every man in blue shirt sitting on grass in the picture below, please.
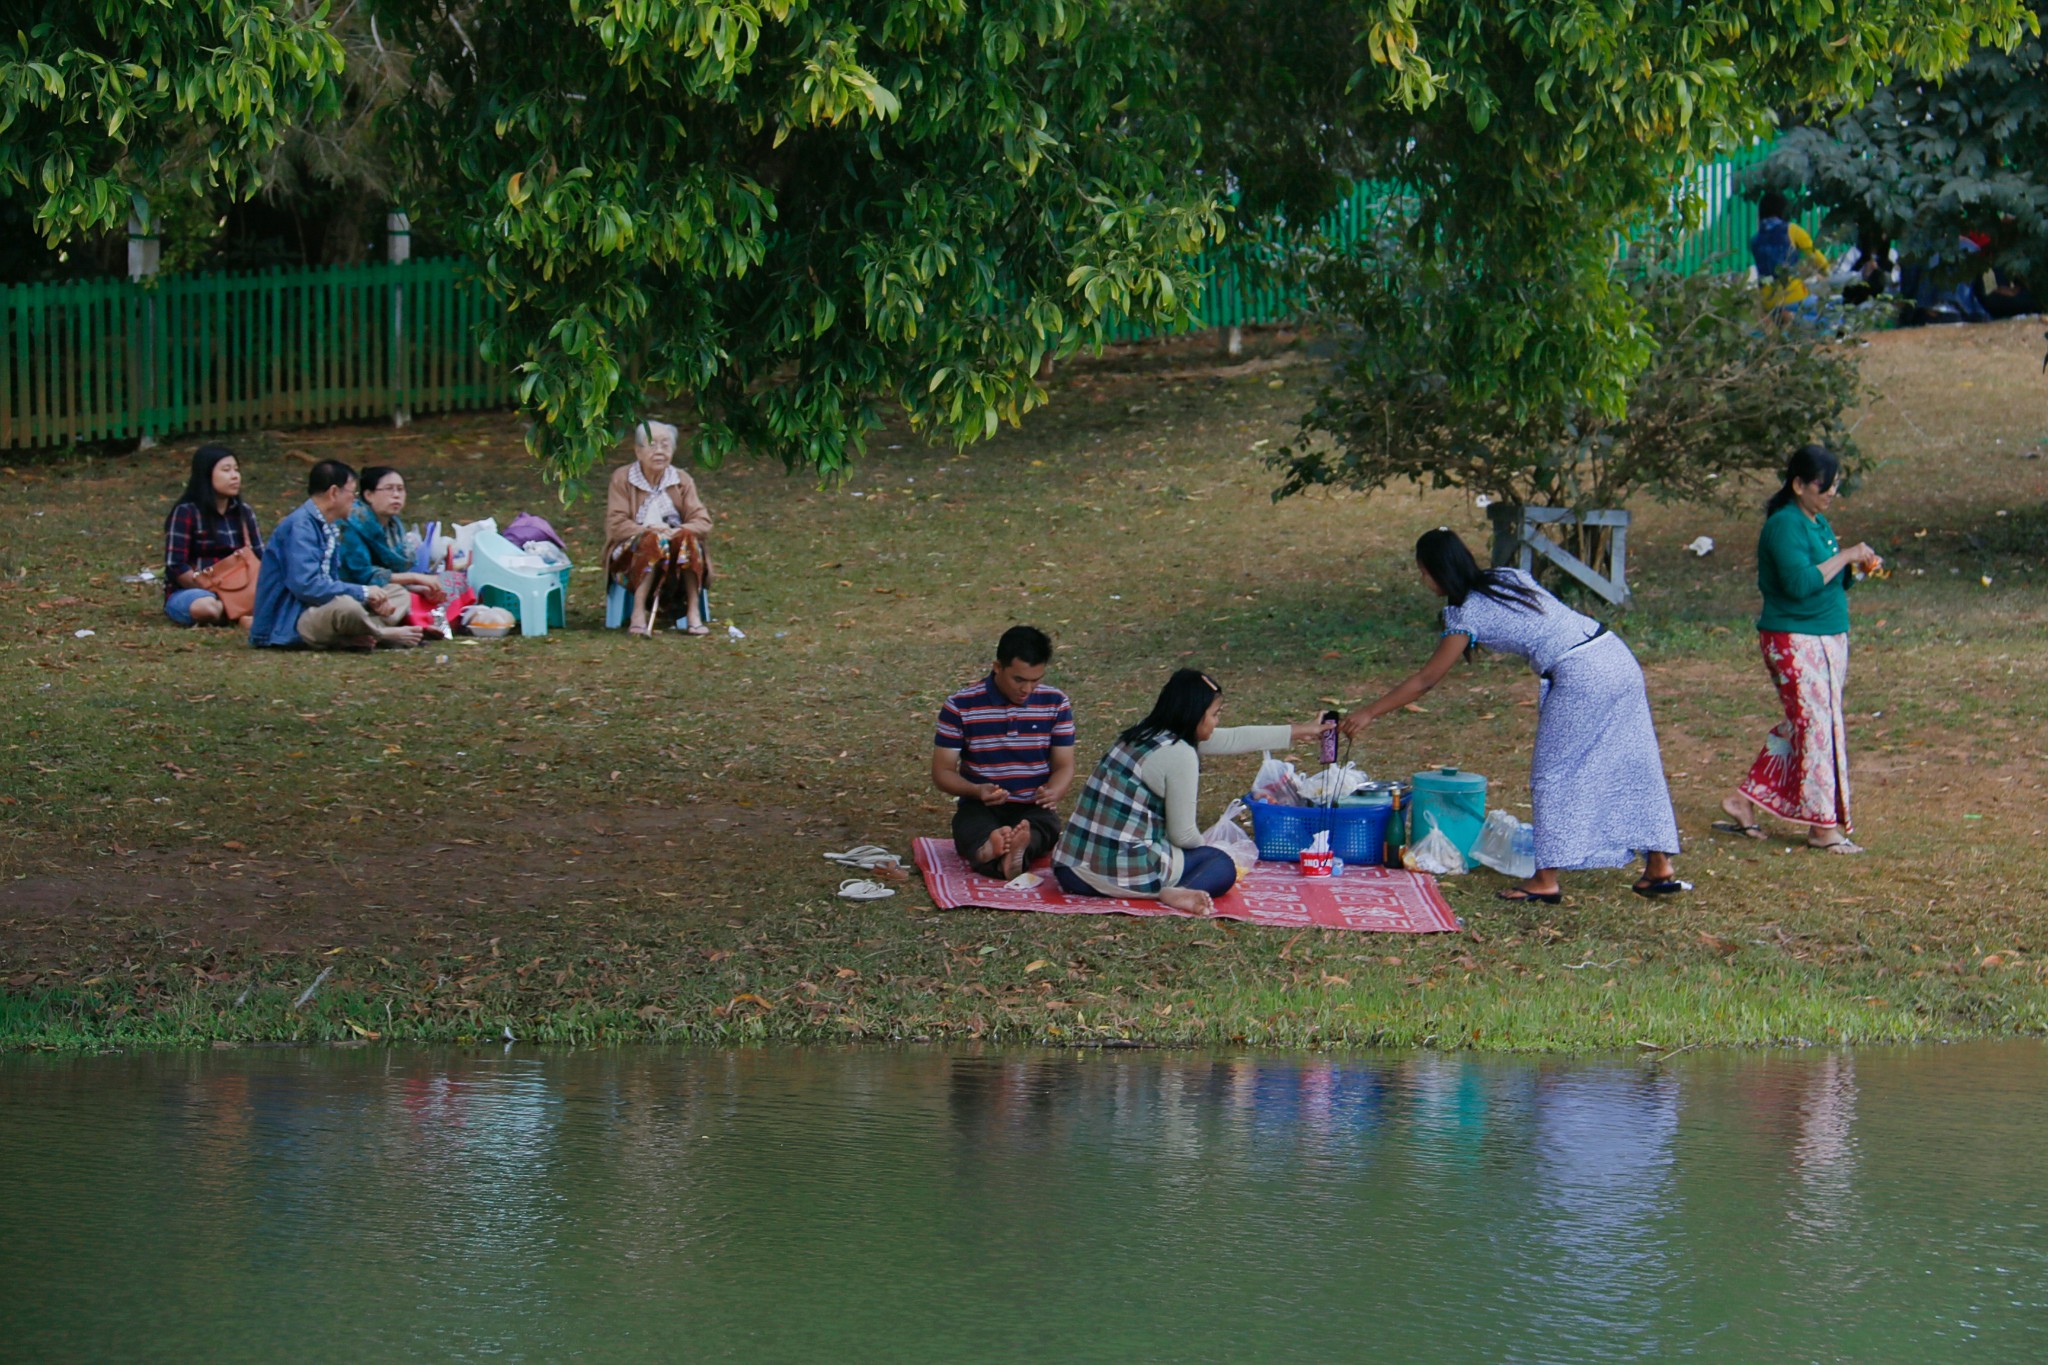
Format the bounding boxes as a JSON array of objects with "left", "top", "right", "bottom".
[{"left": 249, "top": 460, "right": 424, "bottom": 650}]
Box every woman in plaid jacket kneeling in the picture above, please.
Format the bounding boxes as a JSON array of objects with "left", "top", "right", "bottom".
[{"left": 1053, "top": 669, "right": 1329, "bottom": 916}]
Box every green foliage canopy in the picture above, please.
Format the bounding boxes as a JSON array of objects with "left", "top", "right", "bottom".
[
  {"left": 1748, "top": 2, "right": 2048, "bottom": 288},
  {"left": 0, "top": 1, "right": 344, "bottom": 244},
  {"left": 377, "top": 0, "right": 1221, "bottom": 492},
  {"left": 1328, "top": 0, "right": 2032, "bottom": 421}
]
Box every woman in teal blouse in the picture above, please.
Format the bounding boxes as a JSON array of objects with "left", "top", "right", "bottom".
[
  {"left": 1717, "top": 445, "right": 1882, "bottom": 853},
  {"left": 337, "top": 466, "right": 446, "bottom": 624}
]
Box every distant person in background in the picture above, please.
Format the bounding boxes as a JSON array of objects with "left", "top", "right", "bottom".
[
  {"left": 1840, "top": 230, "right": 1896, "bottom": 308},
  {"left": 162, "top": 444, "right": 264, "bottom": 626},
  {"left": 932, "top": 626, "right": 1076, "bottom": 881},
  {"left": 604, "top": 420, "right": 712, "bottom": 638},
  {"left": 249, "top": 460, "right": 423, "bottom": 650},
  {"left": 1750, "top": 190, "right": 1830, "bottom": 313},
  {"left": 336, "top": 465, "right": 445, "bottom": 624},
  {"left": 1719, "top": 445, "right": 1880, "bottom": 854}
]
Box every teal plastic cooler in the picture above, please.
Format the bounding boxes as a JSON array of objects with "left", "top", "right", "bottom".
[{"left": 1408, "top": 767, "right": 1488, "bottom": 861}]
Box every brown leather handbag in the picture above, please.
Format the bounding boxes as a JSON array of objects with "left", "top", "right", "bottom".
[{"left": 193, "top": 546, "right": 261, "bottom": 623}]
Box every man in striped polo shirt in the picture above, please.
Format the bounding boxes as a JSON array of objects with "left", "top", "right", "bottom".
[{"left": 930, "top": 625, "right": 1076, "bottom": 880}]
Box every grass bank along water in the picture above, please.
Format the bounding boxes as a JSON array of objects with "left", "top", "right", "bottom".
[{"left": 3, "top": 324, "right": 2047, "bottom": 1051}]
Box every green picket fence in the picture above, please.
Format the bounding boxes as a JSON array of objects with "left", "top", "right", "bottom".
[
  {"left": 1, "top": 259, "right": 507, "bottom": 450},
  {"left": 1, "top": 147, "right": 1800, "bottom": 450}
]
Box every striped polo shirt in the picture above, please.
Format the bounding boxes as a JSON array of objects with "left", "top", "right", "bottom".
[{"left": 934, "top": 675, "right": 1076, "bottom": 802}]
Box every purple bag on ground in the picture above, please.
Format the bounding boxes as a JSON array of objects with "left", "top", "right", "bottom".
[{"left": 503, "top": 512, "right": 566, "bottom": 551}]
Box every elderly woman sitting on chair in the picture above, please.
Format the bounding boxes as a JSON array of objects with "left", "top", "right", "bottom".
[{"left": 604, "top": 420, "right": 713, "bottom": 637}]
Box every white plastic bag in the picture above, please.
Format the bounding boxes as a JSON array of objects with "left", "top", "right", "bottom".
[
  {"left": 1250, "top": 752, "right": 1303, "bottom": 806},
  {"left": 1202, "top": 799, "right": 1261, "bottom": 872},
  {"left": 451, "top": 517, "right": 498, "bottom": 565},
  {"left": 1402, "top": 813, "right": 1467, "bottom": 876},
  {"left": 522, "top": 541, "right": 572, "bottom": 569},
  {"left": 1471, "top": 809, "right": 1536, "bottom": 879},
  {"left": 1295, "top": 762, "right": 1369, "bottom": 805}
]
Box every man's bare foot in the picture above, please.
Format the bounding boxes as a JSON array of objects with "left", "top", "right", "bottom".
[
  {"left": 1158, "top": 887, "right": 1215, "bottom": 916},
  {"left": 972, "top": 825, "right": 1012, "bottom": 870},
  {"left": 999, "top": 820, "right": 1031, "bottom": 879},
  {"left": 375, "top": 626, "right": 425, "bottom": 648}
]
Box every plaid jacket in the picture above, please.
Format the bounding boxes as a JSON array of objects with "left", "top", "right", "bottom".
[
  {"left": 163, "top": 499, "right": 263, "bottom": 596},
  {"left": 1053, "top": 734, "right": 1171, "bottom": 895}
]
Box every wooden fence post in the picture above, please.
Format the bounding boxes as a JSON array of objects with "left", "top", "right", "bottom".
[
  {"left": 128, "top": 201, "right": 159, "bottom": 447},
  {"left": 388, "top": 211, "right": 411, "bottom": 428}
]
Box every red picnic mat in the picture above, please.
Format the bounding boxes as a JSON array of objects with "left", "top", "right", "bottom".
[{"left": 911, "top": 838, "right": 1460, "bottom": 934}]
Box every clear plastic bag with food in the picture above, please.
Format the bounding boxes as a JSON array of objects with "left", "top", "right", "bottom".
[
  {"left": 1402, "top": 814, "right": 1467, "bottom": 876},
  {"left": 1202, "top": 799, "right": 1261, "bottom": 872},
  {"left": 1250, "top": 753, "right": 1303, "bottom": 806}
]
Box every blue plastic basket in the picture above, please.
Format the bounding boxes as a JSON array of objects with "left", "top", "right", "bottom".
[{"left": 1242, "top": 795, "right": 1392, "bottom": 866}]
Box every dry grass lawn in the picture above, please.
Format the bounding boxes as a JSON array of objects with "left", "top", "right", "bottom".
[{"left": 2, "top": 319, "right": 2045, "bottom": 1050}]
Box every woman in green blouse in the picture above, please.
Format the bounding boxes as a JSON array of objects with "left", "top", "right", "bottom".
[{"left": 1717, "top": 445, "right": 1882, "bottom": 853}]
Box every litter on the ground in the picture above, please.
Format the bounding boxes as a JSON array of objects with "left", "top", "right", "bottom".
[
  {"left": 72, "top": 629, "right": 95, "bottom": 638},
  {"left": 1686, "top": 536, "right": 1715, "bottom": 556},
  {"left": 727, "top": 624, "right": 746, "bottom": 640},
  {"left": 120, "top": 569, "right": 158, "bottom": 583}
]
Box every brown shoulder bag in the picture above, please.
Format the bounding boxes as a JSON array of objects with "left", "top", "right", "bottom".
[{"left": 193, "top": 546, "right": 261, "bottom": 623}]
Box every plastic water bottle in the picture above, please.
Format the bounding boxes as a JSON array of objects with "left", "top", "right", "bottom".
[{"left": 1320, "top": 710, "right": 1341, "bottom": 766}]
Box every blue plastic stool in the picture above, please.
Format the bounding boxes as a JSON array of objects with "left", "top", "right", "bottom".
[{"left": 606, "top": 579, "right": 712, "bottom": 631}]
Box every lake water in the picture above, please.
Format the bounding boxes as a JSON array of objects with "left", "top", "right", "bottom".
[{"left": 4, "top": 1043, "right": 2045, "bottom": 1362}]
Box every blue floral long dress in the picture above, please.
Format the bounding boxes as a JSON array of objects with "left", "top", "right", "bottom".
[{"left": 1442, "top": 571, "right": 1682, "bottom": 870}]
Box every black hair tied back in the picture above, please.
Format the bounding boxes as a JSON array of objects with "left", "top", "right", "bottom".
[{"left": 1766, "top": 444, "right": 1840, "bottom": 515}]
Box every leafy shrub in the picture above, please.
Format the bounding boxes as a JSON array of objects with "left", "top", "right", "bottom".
[{"left": 1271, "top": 233, "right": 1869, "bottom": 561}]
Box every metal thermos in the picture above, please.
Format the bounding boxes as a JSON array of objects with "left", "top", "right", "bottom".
[{"left": 1320, "top": 710, "right": 1340, "bottom": 766}]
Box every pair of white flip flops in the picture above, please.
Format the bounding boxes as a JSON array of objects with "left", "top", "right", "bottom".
[{"left": 827, "top": 845, "right": 902, "bottom": 900}]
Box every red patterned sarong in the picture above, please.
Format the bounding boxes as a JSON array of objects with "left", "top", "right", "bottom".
[
  {"left": 1739, "top": 630, "right": 1851, "bottom": 830},
  {"left": 608, "top": 529, "right": 710, "bottom": 620}
]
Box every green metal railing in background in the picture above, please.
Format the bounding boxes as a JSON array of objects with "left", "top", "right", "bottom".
[
  {"left": 1100, "top": 141, "right": 1811, "bottom": 341},
  {"left": 1, "top": 146, "right": 1806, "bottom": 450},
  {"left": 1, "top": 259, "right": 507, "bottom": 450}
]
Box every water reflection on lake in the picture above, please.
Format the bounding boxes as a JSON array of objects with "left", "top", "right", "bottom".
[{"left": 4, "top": 1043, "right": 2045, "bottom": 1362}]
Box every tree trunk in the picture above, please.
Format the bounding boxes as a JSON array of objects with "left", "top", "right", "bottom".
[{"left": 1486, "top": 502, "right": 1523, "bottom": 568}]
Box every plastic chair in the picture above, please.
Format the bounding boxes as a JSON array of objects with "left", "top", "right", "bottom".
[
  {"left": 605, "top": 579, "right": 712, "bottom": 631},
  {"left": 469, "top": 528, "right": 568, "bottom": 636}
]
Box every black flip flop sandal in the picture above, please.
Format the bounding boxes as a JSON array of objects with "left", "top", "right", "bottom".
[
  {"left": 1632, "top": 878, "right": 1693, "bottom": 897},
  {"left": 1710, "top": 820, "right": 1763, "bottom": 839},
  {"left": 1496, "top": 887, "right": 1562, "bottom": 904}
]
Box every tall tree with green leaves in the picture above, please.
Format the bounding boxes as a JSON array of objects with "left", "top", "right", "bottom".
[
  {"left": 373, "top": 0, "right": 1220, "bottom": 491},
  {"left": 1181, "top": 0, "right": 2032, "bottom": 531},
  {"left": 0, "top": 1, "right": 344, "bottom": 245},
  {"left": 1748, "top": 2, "right": 2048, "bottom": 288}
]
